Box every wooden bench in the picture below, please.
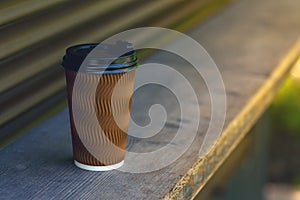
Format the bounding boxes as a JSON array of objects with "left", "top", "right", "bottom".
[
  {"left": 1, "top": 0, "right": 300, "bottom": 199},
  {"left": 0, "top": 0, "right": 229, "bottom": 144}
]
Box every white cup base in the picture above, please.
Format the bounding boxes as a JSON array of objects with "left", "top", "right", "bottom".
[{"left": 74, "top": 160, "right": 124, "bottom": 171}]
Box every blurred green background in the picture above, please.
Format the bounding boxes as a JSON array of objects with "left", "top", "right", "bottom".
[{"left": 268, "top": 61, "right": 300, "bottom": 187}]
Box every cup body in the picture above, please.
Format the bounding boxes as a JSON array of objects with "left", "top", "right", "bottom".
[{"left": 62, "top": 42, "right": 137, "bottom": 171}]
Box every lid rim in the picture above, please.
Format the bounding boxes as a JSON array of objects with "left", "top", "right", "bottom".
[{"left": 62, "top": 42, "right": 138, "bottom": 73}]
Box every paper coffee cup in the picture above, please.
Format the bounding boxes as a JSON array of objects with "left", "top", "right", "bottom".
[{"left": 62, "top": 42, "right": 137, "bottom": 171}]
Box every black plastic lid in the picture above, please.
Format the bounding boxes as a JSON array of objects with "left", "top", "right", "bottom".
[{"left": 62, "top": 41, "right": 138, "bottom": 74}]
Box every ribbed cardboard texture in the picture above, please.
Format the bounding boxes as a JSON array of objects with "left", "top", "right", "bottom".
[{"left": 65, "top": 69, "right": 135, "bottom": 166}]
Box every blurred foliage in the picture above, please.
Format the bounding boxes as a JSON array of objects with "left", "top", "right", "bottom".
[
  {"left": 269, "top": 76, "right": 300, "bottom": 135},
  {"left": 268, "top": 71, "right": 300, "bottom": 186},
  {"left": 295, "top": 173, "right": 300, "bottom": 186}
]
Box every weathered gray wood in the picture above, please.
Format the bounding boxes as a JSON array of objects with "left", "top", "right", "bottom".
[
  {"left": 1, "top": 0, "right": 300, "bottom": 199},
  {"left": 0, "top": 0, "right": 216, "bottom": 140}
]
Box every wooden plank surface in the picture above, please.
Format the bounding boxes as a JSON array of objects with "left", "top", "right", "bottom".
[
  {"left": 1, "top": 0, "right": 300, "bottom": 199},
  {"left": 0, "top": 0, "right": 224, "bottom": 141}
]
